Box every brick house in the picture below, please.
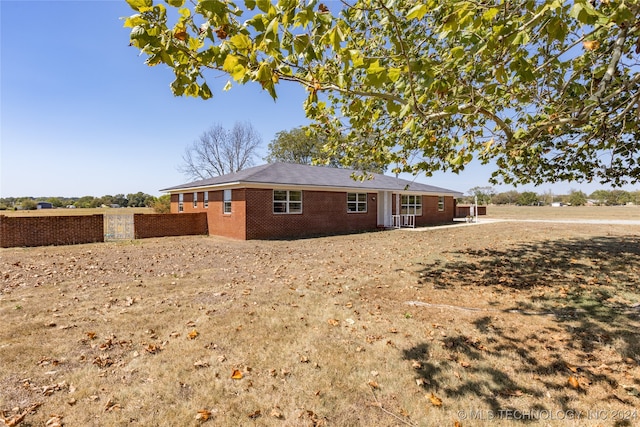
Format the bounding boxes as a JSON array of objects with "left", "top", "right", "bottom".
[{"left": 161, "top": 163, "right": 463, "bottom": 240}]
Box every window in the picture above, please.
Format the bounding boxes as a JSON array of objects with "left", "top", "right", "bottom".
[
  {"left": 273, "top": 190, "right": 302, "bottom": 214},
  {"left": 193, "top": 192, "right": 198, "bottom": 208},
  {"left": 347, "top": 193, "right": 367, "bottom": 212},
  {"left": 401, "top": 195, "right": 422, "bottom": 215},
  {"left": 204, "top": 191, "right": 209, "bottom": 208},
  {"left": 438, "top": 196, "right": 445, "bottom": 211},
  {"left": 178, "top": 193, "right": 184, "bottom": 212},
  {"left": 223, "top": 189, "right": 232, "bottom": 214}
]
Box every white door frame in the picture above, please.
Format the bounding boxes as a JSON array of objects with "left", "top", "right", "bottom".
[{"left": 377, "top": 191, "right": 393, "bottom": 227}]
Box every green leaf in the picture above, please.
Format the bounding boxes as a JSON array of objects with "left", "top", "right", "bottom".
[
  {"left": 229, "top": 34, "right": 252, "bottom": 52},
  {"left": 387, "top": 67, "right": 401, "bottom": 82},
  {"left": 196, "top": 0, "right": 229, "bottom": 16},
  {"left": 327, "top": 26, "right": 343, "bottom": 50},
  {"left": 200, "top": 82, "right": 212, "bottom": 99},
  {"left": 222, "top": 54, "right": 247, "bottom": 81},
  {"left": 293, "top": 34, "right": 310, "bottom": 54},
  {"left": 513, "top": 31, "right": 530, "bottom": 46},
  {"left": 265, "top": 17, "right": 279, "bottom": 37},
  {"left": 125, "top": 0, "right": 152, "bottom": 12},
  {"left": 365, "top": 60, "right": 387, "bottom": 86},
  {"left": 366, "top": 60, "right": 385, "bottom": 75},
  {"left": 256, "top": 0, "right": 271, "bottom": 12},
  {"left": 386, "top": 99, "right": 401, "bottom": 115},
  {"left": 450, "top": 46, "right": 465, "bottom": 59},
  {"left": 123, "top": 14, "right": 147, "bottom": 28},
  {"left": 166, "top": 0, "right": 184, "bottom": 7},
  {"left": 406, "top": 4, "right": 427, "bottom": 20},
  {"left": 482, "top": 8, "right": 499, "bottom": 21},
  {"left": 494, "top": 66, "right": 507, "bottom": 84},
  {"left": 256, "top": 63, "right": 272, "bottom": 82},
  {"left": 188, "top": 37, "right": 204, "bottom": 51},
  {"left": 130, "top": 25, "right": 146, "bottom": 39}
]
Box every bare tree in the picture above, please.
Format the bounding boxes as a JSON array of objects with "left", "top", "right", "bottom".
[{"left": 179, "top": 122, "right": 261, "bottom": 180}]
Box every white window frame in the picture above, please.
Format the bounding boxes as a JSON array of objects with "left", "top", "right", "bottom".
[
  {"left": 438, "top": 196, "right": 445, "bottom": 211},
  {"left": 178, "top": 193, "right": 184, "bottom": 212},
  {"left": 347, "top": 193, "right": 367, "bottom": 213},
  {"left": 193, "top": 192, "right": 198, "bottom": 208},
  {"left": 401, "top": 195, "right": 422, "bottom": 216},
  {"left": 223, "top": 189, "right": 232, "bottom": 214},
  {"left": 273, "top": 190, "right": 302, "bottom": 214},
  {"left": 204, "top": 191, "right": 209, "bottom": 208}
]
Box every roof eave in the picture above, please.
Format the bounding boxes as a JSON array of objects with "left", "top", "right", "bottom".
[{"left": 162, "top": 181, "right": 463, "bottom": 197}]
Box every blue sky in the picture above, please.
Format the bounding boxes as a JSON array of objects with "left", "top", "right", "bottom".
[{"left": 1, "top": 1, "right": 636, "bottom": 198}]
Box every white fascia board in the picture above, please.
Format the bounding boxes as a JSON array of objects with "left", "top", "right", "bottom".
[
  {"left": 166, "top": 181, "right": 462, "bottom": 197},
  {"left": 164, "top": 182, "right": 242, "bottom": 194}
]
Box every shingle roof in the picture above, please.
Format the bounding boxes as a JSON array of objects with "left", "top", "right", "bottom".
[{"left": 161, "top": 162, "right": 462, "bottom": 196}]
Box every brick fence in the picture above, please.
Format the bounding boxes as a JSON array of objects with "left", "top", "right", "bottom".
[
  {"left": 0, "top": 213, "right": 208, "bottom": 248},
  {"left": 134, "top": 213, "right": 208, "bottom": 239},
  {"left": 455, "top": 205, "right": 487, "bottom": 218},
  {"left": 0, "top": 214, "right": 104, "bottom": 248}
]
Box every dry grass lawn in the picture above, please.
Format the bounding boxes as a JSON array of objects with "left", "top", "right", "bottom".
[
  {"left": 486, "top": 205, "right": 639, "bottom": 220},
  {"left": 1, "top": 221, "right": 639, "bottom": 426}
]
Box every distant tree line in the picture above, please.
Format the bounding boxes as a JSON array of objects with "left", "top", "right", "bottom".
[
  {"left": 0, "top": 192, "right": 163, "bottom": 211},
  {"left": 460, "top": 187, "right": 640, "bottom": 206}
]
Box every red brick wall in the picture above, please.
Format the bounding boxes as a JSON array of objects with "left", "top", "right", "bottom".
[
  {"left": 455, "top": 205, "right": 487, "bottom": 217},
  {"left": 170, "top": 190, "right": 248, "bottom": 239},
  {"left": 134, "top": 213, "right": 208, "bottom": 239},
  {"left": 208, "top": 189, "right": 247, "bottom": 240},
  {"left": 169, "top": 188, "right": 457, "bottom": 240},
  {"left": 390, "top": 195, "right": 456, "bottom": 226},
  {"left": 244, "top": 189, "right": 378, "bottom": 240},
  {"left": 419, "top": 195, "right": 455, "bottom": 226},
  {"left": 0, "top": 214, "right": 104, "bottom": 248}
]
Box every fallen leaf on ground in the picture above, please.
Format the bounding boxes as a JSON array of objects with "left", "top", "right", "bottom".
[
  {"left": 231, "top": 369, "right": 243, "bottom": 379},
  {"left": 45, "top": 415, "right": 63, "bottom": 427},
  {"left": 145, "top": 344, "right": 160, "bottom": 354},
  {"left": 327, "top": 319, "right": 340, "bottom": 326},
  {"left": 368, "top": 380, "right": 380, "bottom": 389},
  {"left": 194, "top": 360, "right": 209, "bottom": 368},
  {"left": 566, "top": 363, "right": 578, "bottom": 373},
  {"left": 196, "top": 409, "right": 212, "bottom": 421},
  {"left": 568, "top": 376, "right": 580, "bottom": 389},
  {"left": 188, "top": 330, "right": 199, "bottom": 339},
  {"left": 104, "top": 398, "right": 121, "bottom": 411},
  {"left": 247, "top": 409, "right": 261, "bottom": 419},
  {"left": 428, "top": 393, "right": 442, "bottom": 407}
]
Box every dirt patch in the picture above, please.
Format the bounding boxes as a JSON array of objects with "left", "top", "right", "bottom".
[{"left": 1, "top": 223, "right": 639, "bottom": 426}]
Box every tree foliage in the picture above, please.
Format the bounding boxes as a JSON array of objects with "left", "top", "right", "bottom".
[
  {"left": 517, "top": 191, "right": 541, "bottom": 206},
  {"left": 265, "top": 127, "right": 333, "bottom": 165},
  {"left": 568, "top": 189, "right": 588, "bottom": 206},
  {"left": 491, "top": 190, "right": 520, "bottom": 205},
  {"left": 125, "top": 0, "right": 640, "bottom": 186},
  {"left": 265, "top": 126, "right": 382, "bottom": 170},
  {"left": 467, "top": 186, "right": 495, "bottom": 205},
  {"left": 151, "top": 194, "right": 172, "bottom": 213},
  {"left": 179, "top": 122, "right": 261, "bottom": 179}
]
